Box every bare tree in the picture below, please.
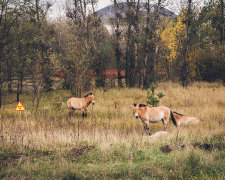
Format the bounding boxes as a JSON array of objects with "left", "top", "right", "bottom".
[
  {"left": 142, "top": 0, "right": 163, "bottom": 88},
  {"left": 143, "top": 0, "right": 153, "bottom": 88},
  {"left": 181, "top": 0, "right": 193, "bottom": 87},
  {"left": 124, "top": 0, "right": 141, "bottom": 87},
  {"left": 153, "top": 0, "right": 162, "bottom": 83},
  {"left": 65, "top": 0, "right": 99, "bottom": 96},
  {"left": 27, "top": 0, "right": 53, "bottom": 110},
  {"left": 113, "top": 0, "right": 123, "bottom": 87},
  {"left": 0, "top": 0, "right": 20, "bottom": 109}
]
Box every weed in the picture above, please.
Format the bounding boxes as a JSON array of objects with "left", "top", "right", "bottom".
[{"left": 0, "top": 82, "right": 224, "bottom": 179}]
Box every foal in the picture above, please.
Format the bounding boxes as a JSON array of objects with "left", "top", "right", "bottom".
[
  {"left": 67, "top": 93, "right": 95, "bottom": 117},
  {"left": 172, "top": 112, "right": 200, "bottom": 125},
  {"left": 131, "top": 104, "right": 177, "bottom": 135}
]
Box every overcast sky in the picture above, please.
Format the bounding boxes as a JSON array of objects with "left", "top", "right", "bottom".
[
  {"left": 48, "top": 0, "right": 113, "bottom": 19},
  {"left": 47, "top": 0, "right": 204, "bottom": 19}
]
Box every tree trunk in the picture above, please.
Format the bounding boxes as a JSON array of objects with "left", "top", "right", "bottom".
[
  {"left": 143, "top": 0, "right": 151, "bottom": 89},
  {"left": 7, "top": 66, "right": 13, "bottom": 94},
  {"left": 153, "top": 0, "right": 162, "bottom": 83},
  {"left": 6, "top": 50, "right": 13, "bottom": 94},
  {"left": 114, "top": 0, "right": 122, "bottom": 87},
  {"left": 0, "top": 80, "right": 2, "bottom": 109},
  {"left": 0, "top": 51, "right": 3, "bottom": 109},
  {"left": 133, "top": 0, "right": 140, "bottom": 87},
  {"left": 182, "top": 0, "right": 192, "bottom": 87},
  {"left": 17, "top": 75, "right": 20, "bottom": 102},
  {"left": 125, "top": 22, "right": 131, "bottom": 87},
  {"left": 35, "top": 78, "right": 43, "bottom": 111},
  {"left": 20, "top": 70, "right": 24, "bottom": 94},
  {"left": 219, "top": 0, "right": 224, "bottom": 45}
]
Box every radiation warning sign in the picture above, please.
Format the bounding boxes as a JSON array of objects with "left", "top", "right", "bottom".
[{"left": 15, "top": 101, "right": 25, "bottom": 111}]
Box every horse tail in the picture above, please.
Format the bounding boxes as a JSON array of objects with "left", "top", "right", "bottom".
[{"left": 170, "top": 110, "right": 177, "bottom": 127}]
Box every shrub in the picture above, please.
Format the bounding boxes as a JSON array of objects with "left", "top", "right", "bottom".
[{"left": 146, "top": 83, "right": 165, "bottom": 107}]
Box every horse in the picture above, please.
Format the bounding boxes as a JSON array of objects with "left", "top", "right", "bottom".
[
  {"left": 131, "top": 104, "right": 177, "bottom": 135},
  {"left": 67, "top": 93, "right": 95, "bottom": 117},
  {"left": 172, "top": 112, "right": 200, "bottom": 125}
]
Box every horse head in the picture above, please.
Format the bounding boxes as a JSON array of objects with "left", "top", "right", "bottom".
[
  {"left": 131, "top": 103, "right": 147, "bottom": 119},
  {"left": 84, "top": 93, "right": 95, "bottom": 105},
  {"left": 131, "top": 103, "right": 139, "bottom": 119}
]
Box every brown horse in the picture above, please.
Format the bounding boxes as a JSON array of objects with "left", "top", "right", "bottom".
[
  {"left": 172, "top": 112, "right": 200, "bottom": 125},
  {"left": 131, "top": 104, "right": 177, "bottom": 135},
  {"left": 67, "top": 93, "right": 95, "bottom": 117}
]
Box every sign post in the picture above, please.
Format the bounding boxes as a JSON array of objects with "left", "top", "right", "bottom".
[
  {"left": 15, "top": 101, "right": 25, "bottom": 117},
  {"left": 15, "top": 101, "right": 25, "bottom": 111}
]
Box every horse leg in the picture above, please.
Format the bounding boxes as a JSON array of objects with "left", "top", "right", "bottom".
[
  {"left": 164, "top": 111, "right": 171, "bottom": 131},
  {"left": 82, "top": 109, "right": 85, "bottom": 118},
  {"left": 143, "top": 121, "right": 151, "bottom": 136},
  {"left": 163, "top": 119, "right": 169, "bottom": 131},
  {"left": 162, "top": 119, "right": 167, "bottom": 131},
  {"left": 68, "top": 107, "right": 73, "bottom": 117},
  {"left": 144, "top": 126, "right": 151, "bottom": 136}
]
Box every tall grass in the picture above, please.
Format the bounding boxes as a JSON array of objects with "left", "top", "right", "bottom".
[{"left": 0, "top": 82, "right": 224, "bottom": 179}]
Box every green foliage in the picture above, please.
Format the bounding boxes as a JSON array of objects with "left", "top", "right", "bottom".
[
  {"left": 146, "top": 83, "right": 165, "bottom": 107},
  {"left": 1, "top": 143, "right": 225, "bottom": 179}
]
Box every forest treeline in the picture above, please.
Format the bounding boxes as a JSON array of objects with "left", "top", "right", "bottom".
[{"left": 0, "top": 0, "right": 224, "bottom": 109}]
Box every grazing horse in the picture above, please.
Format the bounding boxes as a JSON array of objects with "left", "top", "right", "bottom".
[
  {"left": 131, "top": 104, "right": 177, "bottom": 135},
  {"left": 67, "top": 93, "right": 95, "bottom": 117},
  {"left": 172, "top": 112, "right": 200, "bottom": 125}
]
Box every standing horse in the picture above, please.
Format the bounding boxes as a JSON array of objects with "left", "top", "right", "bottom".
[
  {"left": 172, "top": 112, "right": 200, "bottom": 125},
  {"left": 67, "top": 93, "right": 95, "bottom": 117},
  {"left": 131, "top": 104, "right": 177, "bottom": 135}
]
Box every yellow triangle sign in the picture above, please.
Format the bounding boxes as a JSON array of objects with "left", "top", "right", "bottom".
[{"left": 16, "top": 101, "right": 25, "bottom": 111}]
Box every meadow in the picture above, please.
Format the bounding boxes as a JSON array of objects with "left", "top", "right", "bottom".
[{"left": 0, "top": 82, "right": 225, "bottom": 179}]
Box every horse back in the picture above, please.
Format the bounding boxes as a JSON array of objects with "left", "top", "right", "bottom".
[
  {"left": 177, "top": 116, "right": 200, "bottom": 125},
  {"left": 67, "top": 97, "right": 84, "bottom": 110},
  {"left": 157, "top": 106, "right": 170, "bottom": 112},
  {"left": 145, "top": 106, "right": 171, "bottom": 122},
  {"left": 144, "top": 106, "right": 169, "bottom": 121}
]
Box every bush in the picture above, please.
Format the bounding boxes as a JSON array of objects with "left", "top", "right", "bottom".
[{"left": 146, "top": 83, "right": 165, "bottom": 107}]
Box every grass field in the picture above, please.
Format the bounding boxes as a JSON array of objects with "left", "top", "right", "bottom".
[{"left": 0, "top": 82, "right": 225, "bottom": 179}]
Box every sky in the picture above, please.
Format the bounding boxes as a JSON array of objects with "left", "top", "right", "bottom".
[
  {"left": 48, "top": 0, "right": 203, "bottom": 19},
  {"left": 48, "top": 0, "right": 113, "bottom": 19}
]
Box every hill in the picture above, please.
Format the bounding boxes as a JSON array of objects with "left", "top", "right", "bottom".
[{"left": 96, "top": 2, "right": 177, "bottom": 23}]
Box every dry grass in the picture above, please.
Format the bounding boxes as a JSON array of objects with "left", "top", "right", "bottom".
[
  {"left": 1, "top": 82, "right": 225, "bottom": 148},
  {"left": 0, "top": 82, "right": 225, "bottom": 179}
]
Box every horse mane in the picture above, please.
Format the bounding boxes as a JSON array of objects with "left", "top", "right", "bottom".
[
  {"left": 173, "top": 111, "right": 184, "bottom": 116},
  {"left": 139, "top": 104, "right": 146, "bottom": 107},
  {"left": 84, "top": 93, "right": 93, "bottom": 97},
  {"left": 133, "top": 103, "right": 146, "bottom": 107}
]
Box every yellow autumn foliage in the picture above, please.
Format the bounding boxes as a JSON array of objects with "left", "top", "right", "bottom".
[
  {"left": 161, "top": 12, "right": 202, "bottom": 79},
  {"left": 161, "top": 16, "right": 186, "bottom": 63}
]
